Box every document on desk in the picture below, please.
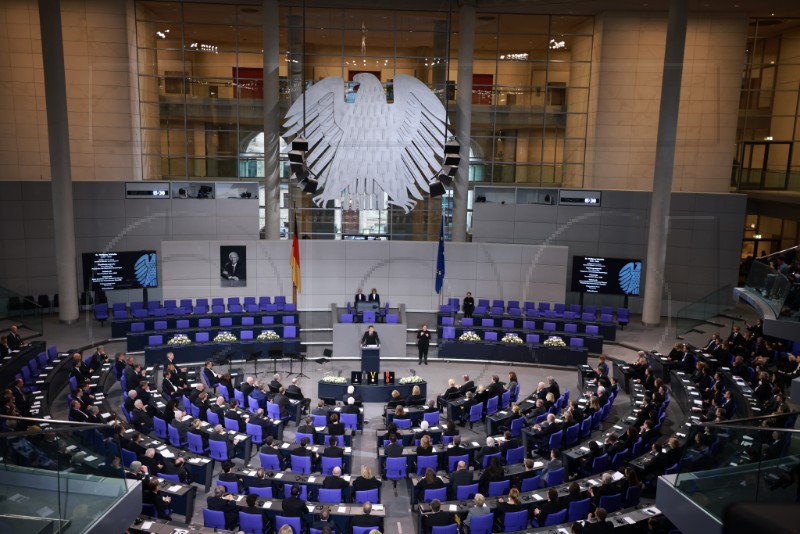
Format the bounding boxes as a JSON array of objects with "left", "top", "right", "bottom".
[
  {"left": 84, "top": 455, "right": 97, "bottom": 462},
  {"left": 141, "top": 521, "right": 153, "bottom": 530},
  {"left": 308, "top": 476, "right": 316, "bottom": 483},
  {"left": 262, "top": 501, "right": 272, "bottom": 508},
  {"left": 167, "top": 484, "right": 182, "bottom": 492},
  {"left": 449, "top": 504, "right": 458, "bottom": 511},
  {"left": 611, "top": 471, "right": 624, "bottom": 482},
  {"left": 533, "top": 493, "right": 544, "bottom": 501},
  {"left": 472, "top": 441, "right": 480, "bottom": 447},
  {"left": 307, "top": 504, "right": 316, "bottom": 513},
  {"left": 533, "top": 462, "right": 544, "bottom": 468},
  {"left": 338, "top": 506, "right": 347, "bottom": 513},
  {"left": 274, "top": 472, "right": 284, "bottom": 479},
  {"left": 373, "top": 504, "right": 384, "bottom": 512},
  {"left": 622, "top": 516, "right": 636, "bottom": 524},
  {"left": 282, "top": 442, "right": 291, "bottom": 448}
]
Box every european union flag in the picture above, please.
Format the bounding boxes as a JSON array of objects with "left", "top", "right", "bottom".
[{"left": 435, "top": 217, "right": 445, "bottom": 294}]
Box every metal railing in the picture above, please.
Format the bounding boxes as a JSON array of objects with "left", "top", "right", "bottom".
[{"left": 675, "top": 285, "right": 734, "bottom": 337}]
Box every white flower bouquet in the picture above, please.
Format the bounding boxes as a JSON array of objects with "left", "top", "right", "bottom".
[
  {"left": 167, "top": 334, "right": 191, "bottom": 346},
  {"left": 501, "top": 333, "right": 523, "bottom": 344},
  {"left": 459, "top": 331, "right": 481, "bottom": 342},
  {"left": 399, "top": 376, "right": 424, "bottom": 384},
  {"left": 320, "top": 375, "right": 347, "bottom": 384},
  {"left": 543, "top": 336, "right": 566, "bottom": 347},
  {"left": 257, "top": 330, "right": 280, "bottom": 341},
  {"left": 214, "top": 332, "right": 238, "bottom": 343}
]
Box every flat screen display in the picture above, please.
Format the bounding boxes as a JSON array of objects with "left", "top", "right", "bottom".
[
  {"left": 571, "top": 256, "right": 642, "bottom": 296},
  {"left": 82, "top": 251, "right": 158, "bottom": 291}
]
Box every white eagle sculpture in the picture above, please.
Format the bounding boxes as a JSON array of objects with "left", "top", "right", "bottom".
[{"left": 283, "top": 73, "right": 452, "bottom": 213}]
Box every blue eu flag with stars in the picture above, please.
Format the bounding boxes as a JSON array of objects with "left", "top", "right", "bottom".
[{"left": 435, "top": 217, "right": 445, "bottom": 294}]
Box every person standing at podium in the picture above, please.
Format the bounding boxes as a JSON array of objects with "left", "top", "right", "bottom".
[
  {"left": 368, "top": 288, "right": 380, "bottom": 306},
  {"left": 417, "top": 324, "right": 431, "bottom": 365},
  {"left": 361, "top": 325, "right": 381, "bottom": 347}
]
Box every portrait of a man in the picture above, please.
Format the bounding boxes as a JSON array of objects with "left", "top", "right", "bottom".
[{"left": 220, "top": 245, "right": 247, "bottom": 287}]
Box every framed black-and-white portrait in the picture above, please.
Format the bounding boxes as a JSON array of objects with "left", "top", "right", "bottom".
[{"left": 220, "top": 245, "right": 246, "bottom": 287}]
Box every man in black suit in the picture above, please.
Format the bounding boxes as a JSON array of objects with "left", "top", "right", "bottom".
[
  {"left": 640, "top": 419, "right": 659, "bottom": 446},
  {"left": 135, "top": 380, "right": 153, "bottom": 406},
  {"left": 248, "top": 408, "right": 275, "bottom": 437},
  {"left": 162, "top": 456, "right": 191, "bottom": 484},
  {"left": 297, "top": 416, "right": 318, "bottom": 440},
  {"left": 170, "top": 410, "right": 192, "bottom": 441},
  {"left": 89, "top": 345, "right": 108, "bottom": 371},
  {"left": 224, "top": 399, "right": 249, "bottom": 432},
  {"left": 209, "top": 424, "right": 238, "bottom": 459},
  {"left": 124, "top": 363, "right": 144, "bottom": 392},
  {"left": 486, "top": 375, "right": 505, "bottom": 399},
  {"left": 446, "top": 436, "right": 468, "bottom": 459},
  {"left": 425, "top": 499, "right": 453, "bottom": 532},
  {"left": 281, "top": 484, "right": 307, "bottom": 518},
  {"left": 525, "top": 399, "right": 548, "bottom": 425},
  {"left": 272, "top": 387, "right": 291, "bottom": 418},
  {"left": 202, "top": 361, "right": 220, "bottom": 389},
  {"left": 161, "top": 370, "right": 181, "bottom": 400},
  {"left": 269, "top": 373, "right": 283, "bottom": 394},
  {"left": 474, "top": 436, "right": 499, "bottom": 469},
  {"left": 360, "top": 325, "right": 380, "bottom": 347},
  {"left": 287, "top": 378, "right": 311, "bottom": 412},
  {"left": 459, "top": 391, "right": 479, "bottom": 427},
  {"left": 6, "top": 325, "right": 23, "bottom": 350},
  {"left": 322, "top": 435, "right": 344, "bottom": 458},
  {"left": 310, "top": 507, "right": 337, "bottom": 533},
  {"left": 140, "top": 447, "right": 165, "bottom": 475},
  {"left": 384, "top": 434, "right": 404, "bottom": 457},
  {"left": 240, "top": 376, "right": 255, "bottom": 399},
  {"left": 499, "top": 431, "right": 520, "bottom": 457},
  {"left": 259, "top": 436, "right": 283, "bottom": 469},
  {"left": 546, "top": 376, "right": 560, "bottom": 399},
  {"left": 131, "top": 400, "right": 153, "bottom": 434},
  {"left": 449, "top": 460, "right": 473, "bottom": 499},
  {"left": 207, "top": 485, "right": 239, "bottom": 531},
  {"left": 604, "top": 433, "right": 627, "bottom": 459},
  {"left": 312, "top": 399, "right": 331, "bottom": 419},
  {"left": 342, "top": 396, "right": 360, "bottom": 414},
  {"left": 69, "top": 400, "right": 89, "bottom": 422},
  {"left": 457, "top": 374, "right": 475, "bottom": 396},
  {"left": 351, "top": 502, "right": 382, "bottom": 530},
  {"left": 322, "top": 466, "right": 350, "bottom": 493},
  {"left": 585, "top": 507, "right": 614, "bottom": 534}
]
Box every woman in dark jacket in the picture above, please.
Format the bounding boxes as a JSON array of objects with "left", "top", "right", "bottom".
[
  {"left": 478, "top": 457, "right": 504, "bottom": 495},
  {"left": 416, "top": 467, "right": 444, "bottom": 502}
]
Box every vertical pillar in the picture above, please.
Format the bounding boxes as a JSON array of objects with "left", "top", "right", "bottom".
[
  {"left": 39, "top": 0, "right": 79, "bottom": 324},
  {"left": 263, "top": 0, "right": 281, "bottom": 240},
  {"left": 641, "top": 0, "right": 688, "bottom": 326},
  {"left": 452, "top": 0, "right": 475, "bottom": 243}
]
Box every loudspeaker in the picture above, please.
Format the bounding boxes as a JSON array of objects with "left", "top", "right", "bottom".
[
  {"left": 429, "top": 181, "right": 446, "bottom": 198},
  {"left": 322, "top": 348, "right": 333, "bottom": 357},
  {"left": 292, "top": 137, "right": 309, "bottom": 152}
]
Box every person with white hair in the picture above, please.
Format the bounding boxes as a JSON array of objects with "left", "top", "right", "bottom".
[
  {"left": 287, "top": 377, "right": 311, "bottom": 411},
  {"left": 474, "top": 436, "right": 499, "bottom": 468},
  {"left": 269, "top": 373, "right": 283, "bottom": 393},
  {"left": 413, "top": 420, "right": 430, "bottom": 442},
  {"left": 344, "top": 384, "right": 363, "bottom": 405},
  {"left": 342, "top": 396, "right": 360, "bottom": 414},
  {"left": 131, "top": 399, "right": 153, "bottom": 434}
]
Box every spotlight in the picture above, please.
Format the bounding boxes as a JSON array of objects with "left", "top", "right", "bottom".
[
  {"left": 429, "top": 181, "right": 446, "bottom": 198},
  {"left": 444, "top": 153, "right": 460, "bottom": 167},
  {"left": 292, "top": 137, "right": 308, "bottom": 152},
  {"left": 438, "top": 172, "right": 453, "bottom": 187}
]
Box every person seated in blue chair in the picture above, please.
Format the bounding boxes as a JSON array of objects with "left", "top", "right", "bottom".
[
  {"left": 351, "top": 501, "right": 383, "bottom": 531},
  {"left": 142, "top": 478, "right": 172, "bottom": 520},
  {"left": 207, "top": 485, "right": 239, "bottom": 531}
]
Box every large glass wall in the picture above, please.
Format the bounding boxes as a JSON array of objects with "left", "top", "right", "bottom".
[{"left": 135, "top": 1, "right": 593, "bottom": 239}]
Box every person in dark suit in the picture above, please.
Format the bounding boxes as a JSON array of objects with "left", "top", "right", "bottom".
[
  {"left": 69, "top": 400, "right": 89, "bottom": 422},
  {"left": 351, "top": 501, "right": 383, "bottom": 530},
  {"left": 499, "top": 431, "right": 520, "bottom": 457},
  {"left": 405, "top": 385, "right": 426, "bottom": 407},
  {"left": 241, "top": 493, "right": 267, "bottom": 524},
  {"left": 202, "top": 361, "right": 220, "bottom": 388},
  {"left": 259, "top": 436, "right": 283, "bottom": 469},
  {"left": 170, "top": 410, "right": 192, "bottom": 441},
  {"left": 310, "top": 507, "right": 337, "bottom": 532},
  {"left": 425, "top": 499, "right": 453, "bottom": 532},
  {"left": 89, "top": 345, "right": 108, "bottom": 371},
  {"left": 327, "top": 412, "right": 345, "bottom": 435},
  {"left": 269, "top": 373, "right": 284, "bottom": 394},
  {"left": 387, "top": 390, "right": 404, "bottom": 409},
  {"left": 221, "top": 250, "right": 245, "bottom": 281},
  {"left": 644, "top": 438, "right": 682, "bottom": 478},
  {"left": 585, "top": 507, "right": 614, "bottom": 534},
  {"left": 486, "top": 375, "right": 505, "bottom": 400},
  {"left": 322, "top": 435, "right": 344, "bottom": 458},
  {"left": 449, "top": 460, "right": 473, "bottom": 499},
  {"left": 131, "top": 400, "right": 153, "bottom": 434},
  {"left": 322, "top": 466, "right": 350, "bottom": 493},
  {"left": 287, "top": 378, "right": 311, "bottom": 411},
  {"left": 209, "top": 424, "right": 239, "bottom": 459},
  {"left": 219, "top": 460, "right": 245, "bottom": 494},
  {"left": 446, "top": 436, "right": 468, "bottom": 459},
  {"left": 248, "top": 408, "right": 274, "bottom": 436},
  {"left": 6, "top": 325, "right": 23, "bottom": 350},
  {"left": 297, "top": 416, "right": 318, "bottom": 440},
  {"left": 457, "top": 374, "right": 475, "bottom": 396},
  {"left": 354, "top": 288, "right": 367, "bottom": 305},
  {"left": 368, "top": 288, "right": 380, "bottom": 306},
  {"left": 140, "top": 448, "right": 165, "bottom": 478},
  {"left": 417, "top": 324, "right": 431, "bottom": 365},
  {"left": 352, "top": 465, "right": 383, "bottom": 495},
  {"left": 494, "top": 487, "right": 524, "bottom": 529},
  {"left": 0, "top": 336, "right": 10, "bottom": 358},
  {"left": 459, "top": 391, "right": 479, "bottom": 428},
  {"left": 587, "top": 473, "right": 621, "bottom": 507},
  {"left": 360, "top": 325, "right": 380, "bottom": 347},
  {"left": 207, "top": 485, "right": 239, "bottom": 531},
  {"left": 224, "top": 399, "right": 248, "bottom": 433},
  {"left": 342, "top": 396, "right": 360, "bottom": 414},
  {"left": 384, "top": 434, "right": 404, "bottom": 457},
  {"left": 240, "top": 376, "right": 255, "bottom": 399},
  {"left": 474, "top": 436, "right": 499, "bottom": 469},
  {"left": 272, "top": 387, "right": 291, "bottom": 418},
  {"left": 462, "top": 292, "right": 475, "bottom": 318},
  {"left": 281, "top": 484, "right": 307, "bottom": 518},
  {"left": 604, "top": 433, "right": 627, "bottom": 459},
  {"left": 142, "top": 478, "right": 172, "bottom": 520},
  {"left": 533, "top": 488, "right": 564, "bottom": 526}
]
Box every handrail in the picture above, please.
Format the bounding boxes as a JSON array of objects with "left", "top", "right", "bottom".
[
  {"left": 758, "top": 245, "right": 799, "bottom": 260},
  {"left": 0, "top": 414, "right": 116, "bottom": 437},
  {"left": 692, "top": 410, "right": 800, "bottom": 433}
]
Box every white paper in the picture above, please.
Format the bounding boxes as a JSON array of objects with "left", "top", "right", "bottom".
[
  {"left": 533, "top": 493, "right": 543, "bottom": 501},
  {"left": 274, "top": 472, "right": 284, "bottom": 479},
  {"left": 161, "top": 450, "right": 175, "bottom": 459},
  {"left": 141, "top": 521, "right": 153, "bottom": 529},
  {"left": 167, "top": 484, "right": 182, "bottom": 492},
  {"left": 611, "top": 471, "right": 624, "bottom": 482},
  {"left": 307, "top": 504, "right": 315, "bottom": 512},
  {"left": 337, "top": 506, "right": 347, "bottom": 513},
  {"left": 345, "top": 447, "right": 352, "bottom": 453},
  {"left": 533, "top": 462, "right": 544, "bottom": 468},
  {"left": 308, "top": 476, "right": 316, "bottom": 483},
  {"left": 373, "top": 504, "right": 384, "bottom": 511},
  {"left": 282, "top": 443, "right": 291, "bottom": 449},
  {"left": 472, "top": 441, "right": 480, "bottom": 447},
  {"left": 262, "top": 501, "right": 272, "bottom": 508},
  {"left": 644, "top": 506, "right": 661, "bottom": 515},
  {"left": 623, "top": 516, "right": 636, "bottom": 524},
  {"left": 84, "top": 455, "right": 97, "bottom": 462},
  {"left": 343, "top": 475, "right": 351, "bottom": 481},
  {"left": 449, "top": 504, "right": 458, "bottom": 511}
]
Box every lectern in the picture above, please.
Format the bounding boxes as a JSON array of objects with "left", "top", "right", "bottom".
[{"left": 361, "top": 345, "right": 380, "bottom": 373}]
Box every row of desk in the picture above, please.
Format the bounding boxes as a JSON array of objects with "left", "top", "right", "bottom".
[
  {"left": 143, "top": 340, "right": 301, "bottom": 366},
  {"left": 436, "top": 313, "right": 618, "bottom": 341},
  {"left": 111, "top": 311, "right": 298, "bottom": 338},
  {"left": 440, "top": 325, "right": 604, "bottom": 353},
  {"left": 438, "top": 341, "right": 589, "bottom": 366},
  {"left": 127, "top": 324, "right": 295, "bottom": 352}
]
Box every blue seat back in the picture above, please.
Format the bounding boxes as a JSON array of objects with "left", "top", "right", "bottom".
[
  {"left": 520, "top": 475, "right": 541, "bottom": 492},
  {"left": 488, "top": 479, "right": 510, "bottom": 496},
  {"left": 203, "top": 509, "right": 226, "bottom": 529},
  {"left": 318, "top": 488, "right": 342, "bottom": 503},
  {"left": 505, "top": 446, "right": 524, "bottom": 465},
  {"left": 259, "top": 452, "right": 281, "bottom": 471},
  {"left": 291, "top": 455, "right": 312, "bottom": 474},
  {"left": 321, "top": 456, "right": 342, "bottom": 475},
  {"left": 469, "top": 512, "right": 495, "bottom": 534},
  {"left": 416, "top": 454, "right": 438, "bottom": 475},
  {"left": 544, "top": 467, "right": 565, "bottom": 486},
  {"left": 423, "top": 487, "right": 447, "bottom": 503},
  {"left": 448, "top": 454, "right": 468, "bottom": 472},
  {"left": 544, "top": 508, "right": 567, "bottom": 526},
  {"left": 598, "top": 493, "right": 623, "bottom": 513},
  {"left": 248, "top": 485, "right": 273, "bottom": 498},
  {"left": 568, "top": 497, "right": 592, "bottom": 522},
  {"left": 504, "top": 510, "right": 529, "bottom": 531},
  {"left": 385, "top": 456, "right": 407, "bottom": 479},
  {"left": 456, "top": 483, "right": 478, "bottom": 500},
  {"left": 354, "top": 488, "right": 379, "bottom": 504},
  {"left": 209, "top": 439, "right": 230, "bottom": 461}
]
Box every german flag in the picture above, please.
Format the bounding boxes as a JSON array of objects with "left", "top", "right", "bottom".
[{"left": 291, "top": 213, "right": 301, "bottom": 292}]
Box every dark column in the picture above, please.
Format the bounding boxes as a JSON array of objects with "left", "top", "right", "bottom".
[
  {"left": 642, "top": 0, "right": 688, "bottom": 326},
  {"left": 39, "top": 0, "right": 79, "bottom": 324}
]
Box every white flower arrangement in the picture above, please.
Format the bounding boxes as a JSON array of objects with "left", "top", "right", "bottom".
[
  {"left": 399, "top": 375, "right": 424, "bottom": 384},
  {"left": 543, "top": 336, "right": 566, "bottom": 347},
  {"left": 257, "top": 330, "right": 280, "bottom": 341},
  {"left": 459, "top": 331, "right": 481, "bottom": 342},
  {"left": 320, "top": 375, "right": 347, "bottom": 384},
  {"left": 167, "top": 334, "right": 191, "bottom": 346},
  {"left": 214, "top": 332, "right": 238, "bottom": 343},
  {"left": 501, "top": 333, "right": 523, "bottom": 344}
]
